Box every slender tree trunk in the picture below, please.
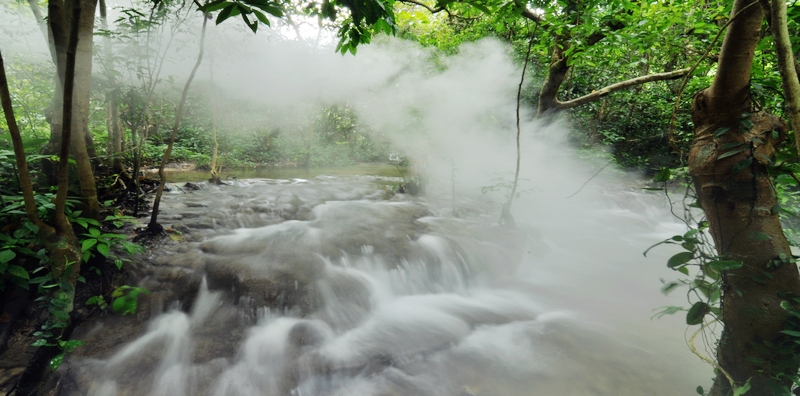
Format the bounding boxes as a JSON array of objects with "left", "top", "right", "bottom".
[
  {"left": 209, "top": 33, "right": 221, "bottom": 184},
  {"left": 70, "top": 0, "right": 100, "bottom": 219},
  {"left": 501, "top": 26, "right": 535, "bottom": 226},
  {"left": 99, "top": 0, "right": 127, "bottom": 178},
  {"left": 689, "top": 0, "right": 800, "bottom": 393},
  {"left": 771, "top": 0, "right": 800, "bottom": 153},
  {"left": 148, "top": 16, "right": 209, "bottom": 231}
]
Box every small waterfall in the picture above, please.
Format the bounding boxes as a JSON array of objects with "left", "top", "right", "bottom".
[{"left": 62, "top": 177, "right": 708, "bottom": 396}]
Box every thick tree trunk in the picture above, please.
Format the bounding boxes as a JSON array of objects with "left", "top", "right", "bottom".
[
  {"left": 536, "top": 37, "right": 570, "bottom": 119},
  {"left": 689, "top": 0, "right": 800, "bottom": 393},
  {"left": 46, "top": 0, "right": 101, "bottom": 220}
]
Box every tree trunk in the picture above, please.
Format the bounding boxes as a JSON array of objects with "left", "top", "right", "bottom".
[
  {"left": 99, "top": 0, "right": 127, "bottom": 178},
  {"left": 536, "top": 36, "right": 570, "bottom": 119},
  {"left": 689, "top": 0, "right": 800, "bottom": 393},
  {"left": 770, "top": 0, "right": 800, "bottom": 153},
  {"left": 46, "top": 0, "right": 101, "bottom": 220},
  {"left": 148, "top": 16, "right": 209, "bottom": 232}
]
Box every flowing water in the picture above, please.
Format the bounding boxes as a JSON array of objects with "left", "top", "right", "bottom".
[
  {"left": 55, "top": 167, "right": 710, "bottom": 396},
  {"left": 45, "top": 36, "right": 712, "bottom": 396}
]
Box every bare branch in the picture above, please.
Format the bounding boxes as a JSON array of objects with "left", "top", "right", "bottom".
[{"left": 555, "top": 68, "right": 690, "bottom": 111}]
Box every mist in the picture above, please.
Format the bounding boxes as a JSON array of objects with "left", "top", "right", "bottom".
[{"left": 0, "top": 4, "right": 712, "bottom": 393}]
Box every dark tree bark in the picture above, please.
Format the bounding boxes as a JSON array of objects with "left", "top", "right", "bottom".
[{"left": 689, "top": 0, "right": 800, "bottom": 393}]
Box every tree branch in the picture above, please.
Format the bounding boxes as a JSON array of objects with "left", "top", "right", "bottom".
[
  {"left": 396, "top": 0, "right": 445, "bottom": 14},
  {"left": 0, "top": 50, "right": 49, "bottom": 231},
  {"left": 771, "top": 0, "right": 800, "bottom": 153},
  {"left": 555, "top": 68, "right": 690, "bottom": 111}
]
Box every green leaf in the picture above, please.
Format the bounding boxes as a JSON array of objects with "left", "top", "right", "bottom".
[
  {"left": 780, "top": 330, "right": 800, "bottom": 337},
  {"left": 241, "top": 12, "right": 257, "bottom": 33},
  {"left": 718, "top": 148, "right": 746, "bottom": 160},
  {"left": 216, "top": 4, "right": 236, "bottom": 24},
  {"left": 50, "top": 353, "right": 64, "bottom": 371},
  {"left": 81, "top": 239, "right": 97, "bottom": 252},
  {"left": 89, "top": 228, "right": 101, "bottom": 237},
  {"left": 199, "top": 0, "right": 230, "bottom": 12},
  {"left": 8, "top": 265, "right": 29, "bottom": 280},
  {"left": 656, "top": 167, "right": 671, "bottom": 182},
  {"left": 667, "top": 252, "right": 693, "bottom": 268},
  {"left": 97, "top": 243, "right": 110, "bottom": 258},
  {"left": 652, "top": 305, "right": 683, "bottom": 319},
  {"left": 732, "top": 379, "right": 750, "bottom": 396},
  {"left": 253, "top": 10, "right": 270, "bottom": 26},
  {"left": 678, "top": 266, "right": 690, "bottom": 275},
  {"left": 0, "top": 249, "right": 15, "bottom": 264},
  {"left": 696, "top": 385, "right": 704, "bottom": 395},
  {"left": 468, "top": 2, "right": 491, "bottom": 13},
  {"left": 714, "top": 127, "right": 731, "bottom": 137},
  {"left": 684, "top": 229, "right": 700, "bottom": 239},
  {"left": 686, "top": 302, "right": 710, "bottom": 325},
  {"left": 708, "top": 260, "right": 743, "bottom": 271}
]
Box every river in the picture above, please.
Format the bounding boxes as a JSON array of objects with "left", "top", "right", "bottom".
[{"left": 49, "top": 163, "right": 710, "bottom": 396}]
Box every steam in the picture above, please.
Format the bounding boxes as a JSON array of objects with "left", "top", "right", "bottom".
[{"left": 0, "top": 7, "right": 713, "bottom": 392}]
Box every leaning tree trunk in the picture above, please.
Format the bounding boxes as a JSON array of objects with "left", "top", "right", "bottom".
[{"left": 689, "top": 0, "right": 800, "bottom": 394}]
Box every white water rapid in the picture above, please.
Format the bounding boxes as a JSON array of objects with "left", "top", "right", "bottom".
[
  {"left": 54, "top": 169, "right": 710, "bottom": 396},
  {"left": 44, "top": 36, "right": 711, "bottom": 396}
]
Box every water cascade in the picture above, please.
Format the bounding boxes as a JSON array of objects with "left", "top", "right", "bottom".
[
  {"left": 43, "top": 38, "right": 709, "bottom": 396},
  {"left": 47, "top": 172, "right": 709, "bottom": 396}
]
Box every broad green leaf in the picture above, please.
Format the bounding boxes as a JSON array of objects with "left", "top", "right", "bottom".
[
  {"left": 216, "top": 4, "right": 236, "bottom": 24},
  {"left": 82, "top": 239, "right": 97, "bottom": 252},
  {"left": 686, "top": 302, "right": 709, "bottom": 325},
  {"left": 97, "top": 243, "right": 111, "bottom": 258},
  {"left": 199, "top": 0, "right": 230, "bottom": 12},
  {"left": 8, "top": 265, "right": 29, "bottom": 280},
  {"left": 656, "top": 167, "right": 671, "bottom": 182},
  {"left": 0, "top": 249, "right": 15, "bottom": 264},
  {"left": 667, "top": 252, "right": 693, "bottom": 268},
  {"left": 50, "top": 353, "right": 64, "bottom": 371}
]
